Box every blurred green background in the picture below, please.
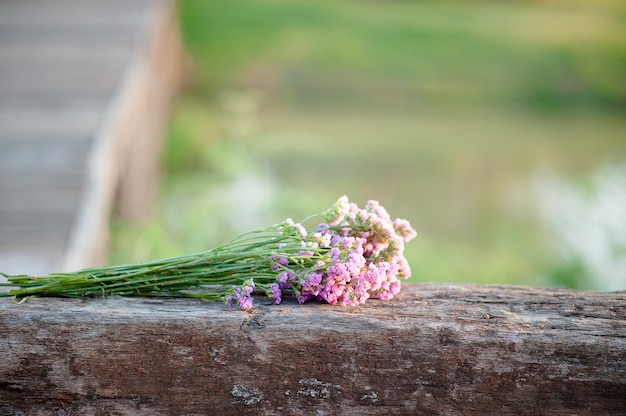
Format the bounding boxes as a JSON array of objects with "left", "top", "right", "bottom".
[{"left": 110, "top": 0, "right": 626, "bottom": 291}]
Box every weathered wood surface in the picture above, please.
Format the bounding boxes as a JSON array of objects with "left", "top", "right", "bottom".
[
  {"left": 0, "top": 0, "right": 183, "bottom": 276},
  {"left": 1, "top": 283, "right": 624, "bottom": 415}
]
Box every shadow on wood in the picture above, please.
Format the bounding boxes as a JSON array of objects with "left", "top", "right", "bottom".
[{"left": 1, "top": 283, "right": 625, "bottom": 415}]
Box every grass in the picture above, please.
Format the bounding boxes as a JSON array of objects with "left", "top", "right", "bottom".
[
  {"left": 180, "top": 0, "right": 625, "bottom": 114},
  {"left": 110, "top": 0, "right": 626, "bottom": 289}
]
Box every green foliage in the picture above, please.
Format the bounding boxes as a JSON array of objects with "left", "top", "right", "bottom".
[
  {"left": 110, "top": 0, "right": 626, "bottom": 289},
  {"left": 179, "top": 0, "right": 626, "bottom": 114},
  {"left": 545, "top": 259, "right": 589, "bottom": 290}
]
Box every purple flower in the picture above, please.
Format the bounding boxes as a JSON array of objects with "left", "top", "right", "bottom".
[
  {"left": 270, "top": 283, "right": 282, "bottom": 305},
  {"left": 271, "top": 255, "right": 290, "bottom": 271},
  {"left": 279, "top": 271, "right": 295, "bottom": 289},
  {"left": 296, "top": 293, "right": 312, "bottom": 304},
  {"left": 301, "top": 272, "right": 323, "bottom": 297}
]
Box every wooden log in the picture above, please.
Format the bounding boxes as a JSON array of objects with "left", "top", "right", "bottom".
[{"left": 1, "top": 283, "right": 624, "bottom": 415}]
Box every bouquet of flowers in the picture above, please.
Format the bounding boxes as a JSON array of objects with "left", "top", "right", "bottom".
[{"left": 0, "top": 196, "right": 416, "bottom": 310}]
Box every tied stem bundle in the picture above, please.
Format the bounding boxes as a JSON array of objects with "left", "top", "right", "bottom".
[{"left": 0, "top": 196, "right": 416, "bottom": 310}]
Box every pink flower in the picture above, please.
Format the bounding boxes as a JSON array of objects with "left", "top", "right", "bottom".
[
  {"left": 267, "top": 197, "right": 415, "bottom": 308},
  {"left": 393, "top": 218, "right": 418, "bottom": 242},
  {"left": 234, "top": 286, "right": 254, "bottom": 311},
  {"left": 390, "top": 280, "right": 402, "bottom": 295}
]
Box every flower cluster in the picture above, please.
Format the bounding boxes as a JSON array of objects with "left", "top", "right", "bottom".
[
  {"left": 226, "top": 279, "right": 255, "bottom": 310},
  {"left": 249, "top": 196, "right": 417, "bottom": 309},
  {"left": 1, "top": 196, "right": 416, "bottom": 311}
]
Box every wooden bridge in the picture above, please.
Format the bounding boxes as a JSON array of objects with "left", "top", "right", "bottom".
[{"left": 0, "top": 0, "right": 183, "bottom": 278}]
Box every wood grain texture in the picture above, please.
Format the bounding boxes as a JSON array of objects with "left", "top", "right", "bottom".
[{"left": 1, "top": 283, "right": 625, "bottom": 415}]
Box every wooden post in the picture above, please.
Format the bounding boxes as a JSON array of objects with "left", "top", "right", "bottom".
[
  {"left": 61, "top": 0, "right": 185, "bottom": 272},
  {"left": 0, "top": 0, "right": 184, "bottom": 277},
  {"left": 1, "top": 283, "right": 625, "bottom": 415}
]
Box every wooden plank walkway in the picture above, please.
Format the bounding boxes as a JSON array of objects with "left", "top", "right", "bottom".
[{"left": 0, "top": 0, "right": 183, "bottom": 277}]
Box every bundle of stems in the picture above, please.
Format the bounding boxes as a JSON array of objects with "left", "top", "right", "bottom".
[
  {"left": 0, "top": 226, "right": 309, "bottom": 302},
  {"left": 0, "top": 196, "right": 417, "bottom": 310}
]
